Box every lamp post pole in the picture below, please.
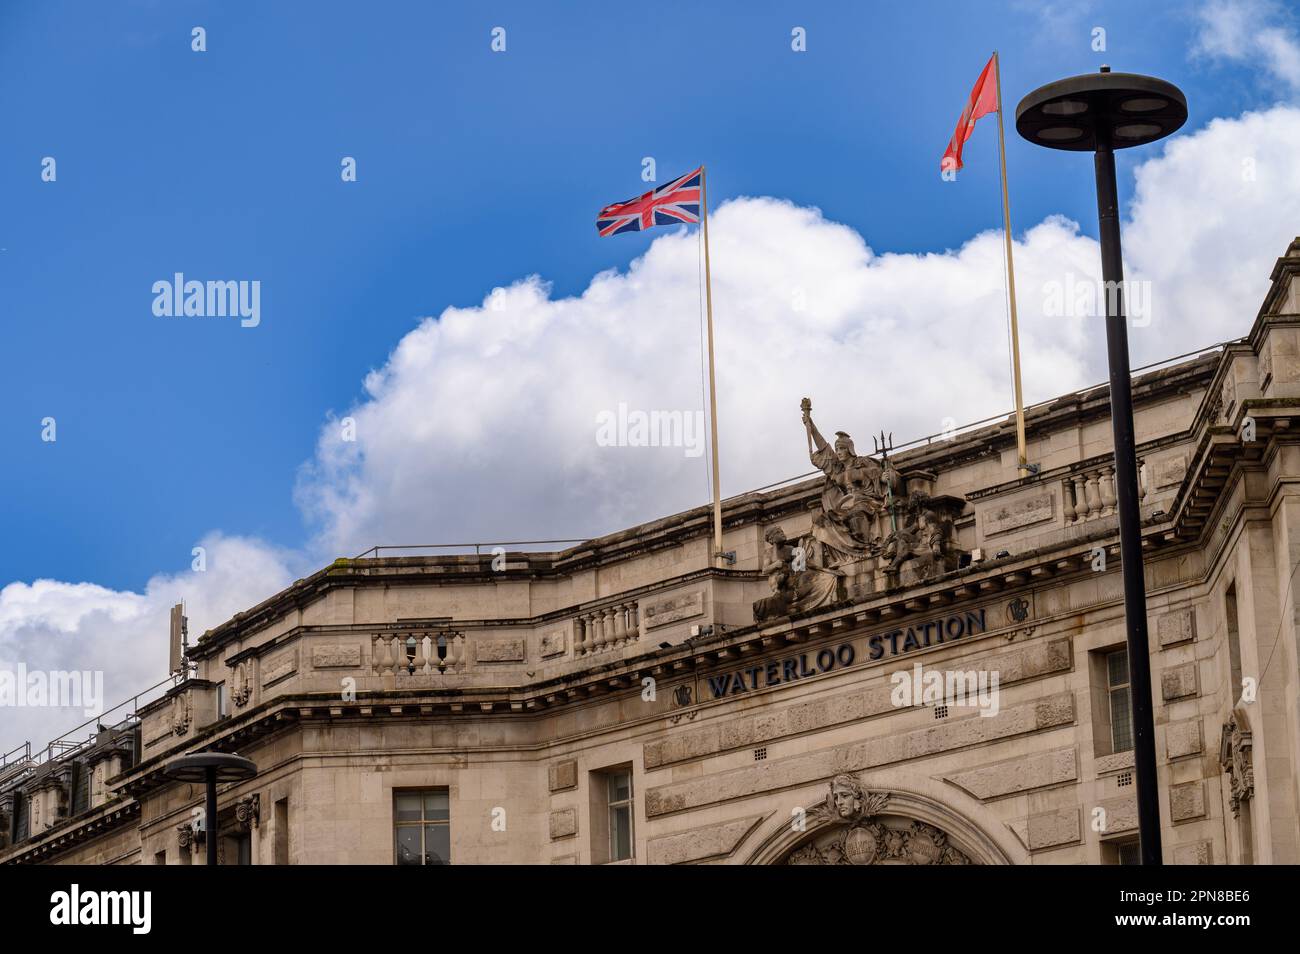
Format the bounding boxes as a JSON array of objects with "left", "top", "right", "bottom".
[
  {"left": 204, "top": 765, "right": 219, "bottom": 866},
  {"left": 1093, "top": 131, "right": 1162, "bottom": 866},
  {"left": 1017, "top": 67, "right": 1187, "bottom": 865}
]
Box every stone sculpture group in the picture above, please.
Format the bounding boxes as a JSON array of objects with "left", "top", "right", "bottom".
[{"left": 754, "top": 399, "right": 970, "bottom": 622}]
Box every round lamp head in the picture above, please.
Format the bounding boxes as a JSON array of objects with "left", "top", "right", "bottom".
[
  {"left": 1016, "top": 69, "right": 1187, "bottom": 151},
  {"left": 162, "top": 752, "right": 258, "bottom": 783}
]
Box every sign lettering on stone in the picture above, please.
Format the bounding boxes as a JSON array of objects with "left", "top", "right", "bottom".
[{"left": 706, "top": 608, "right": 989, "bottom": 699}]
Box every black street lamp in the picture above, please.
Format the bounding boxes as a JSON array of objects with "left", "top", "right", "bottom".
[
  {"left": 163, "top": 752, "right": 258, "bottom": 866},
  {"left": 1017, "top": 68, "right": 1187, "bottom": 866}
]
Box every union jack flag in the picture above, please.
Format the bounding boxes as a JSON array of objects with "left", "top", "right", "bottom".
[{"left": 596, "top": 167, "right": 703, "bottom": 237}]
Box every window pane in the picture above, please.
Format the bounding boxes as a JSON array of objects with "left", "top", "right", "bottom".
[
  {"left": 1118, "top": 840, "right": 1141, "bottom": 865},
  {"left": 395, "top": 826, "right": 422, "bottom": 865},
  {"left": 424, "top": 824, "right": 451, "bottom": 865},
  {"left": 611, "top": 804, "right": 632, "bottom": 860},
  {"left": 395, "top": 794, "right": 423, "bottom": 822},
  {"left": 608, "top": 771, "right": 631, "bottom": 803},
  {"left": 1107, "top": 650, "right": 1129, "bottom": 688},
  {"left": 1110, "top": 687, "right": 1134, "bottom": 752},
  {"left": 424, "top": 792, "right": 449, "bottom": 820}
]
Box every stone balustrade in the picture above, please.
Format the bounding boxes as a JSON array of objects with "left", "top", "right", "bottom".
[
  {"left": 358, "top": 600, "right": 645, "bottom": 675},
  {"left": 1063, "top": 457, "right": 1147, "bottom": 524},
  {"left": 574, "top": 601, "right": 640, "bottom": 658},
  {"left": 371, "top": 632, "right": 466, "bottom": 676}
]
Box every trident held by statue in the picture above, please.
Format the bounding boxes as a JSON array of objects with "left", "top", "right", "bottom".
[{"left": 873, "top": 431, "right": 899, "bottom": 534}]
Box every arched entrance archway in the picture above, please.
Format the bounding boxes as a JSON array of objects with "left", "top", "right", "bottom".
[{"left": 745, "top": 769, "right": 1029, "bottom": 865}]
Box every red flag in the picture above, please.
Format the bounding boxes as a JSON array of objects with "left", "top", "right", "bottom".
[{"left": 942, "top": 54, "right": 999, "bottom": 172}]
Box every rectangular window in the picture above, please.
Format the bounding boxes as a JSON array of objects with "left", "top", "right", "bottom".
[
  {"left": 1107, "top": 649, "right": 1134, "bottom": 753},
  {"left": 394, "top": 789, "right": 450, "bottom": 865},
  {"left": 216, "top": 682, "right": 228, "bottom": 720},
  {"left": 589, "top": 764, "right": 636, "bottom": 864},
  {"left": 1100, "top": 837, "right": 1141, "bottom": 864},
  {"left": 607, "top": 770, "right": 634, "bottom": 862}
]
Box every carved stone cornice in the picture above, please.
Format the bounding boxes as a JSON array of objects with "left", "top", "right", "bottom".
[
  {"left": 1164, "top": 407, "right": 1300, "bottom": 545},
  {"left": 0, "top": 799, "right": 139, "bottom": 866}
]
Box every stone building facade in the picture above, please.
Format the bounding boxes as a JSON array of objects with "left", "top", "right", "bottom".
[{"left": 4, "top": 241, "right": 1300, "bottom": 866}]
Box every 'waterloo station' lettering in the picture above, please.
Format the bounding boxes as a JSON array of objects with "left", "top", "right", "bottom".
[
  {"left": 707, "top": 609, "right": 987, "bottom": 699},
  {"left": 868, "top": 608, "right": 987, "bottom": 660}
]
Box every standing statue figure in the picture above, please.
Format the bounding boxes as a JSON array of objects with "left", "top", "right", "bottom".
[{"left": 802, "top": 398, "right": 899, "bottom": 553}]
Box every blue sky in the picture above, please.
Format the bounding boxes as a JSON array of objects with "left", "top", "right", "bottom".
[{"left": 1, "top": 0, "right": 1296, "bottom": 602}]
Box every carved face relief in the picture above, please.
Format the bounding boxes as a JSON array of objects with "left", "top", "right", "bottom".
[
  {"left": 832, "top": 786, "right": 860, "bottom": 819},
  {"left": 826, "top": 773, "right": 871, "bottom": 821}
]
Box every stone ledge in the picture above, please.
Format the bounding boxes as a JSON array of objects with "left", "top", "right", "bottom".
[
  {"left": 1165, "top": 719, "right": 1203, "bottom": 760},
  {"left": 548, "top": 759, "right": 578, "bottom": 793},
  {"left": 1170, "top": 781, "right": 1206, "bottom": 823},
  {"left": 945, "top": 747, "right": 1077, "bottom": 800},
  {"left": 1172, "top": 840, "right": 1213, "bottom": 865},
  {"left": 1094, "top": 750, "right": 1135, "bottom": 775},
  {"left": 1157, "top": 608, "right": 1196, "bottom": 648},
  {"left": 645, "top": 691, "right": 1075, "bottom": 817},
  {"left": 1160, "top": 663, "right": 1199, "bottom": 702},
  {"left": 645, "top": 638, "right": 1072, "bottom": 770},
  {"left": 646, "top": 815, "right": 766, "bottom": 865},
  {"left": 1097, "top": 794, "right": 1138, "bottom": 834},
  {"left": 1027, "top": 806, "right": 1082, "bottom": 850},
  {"left": 549, "top": 807, "right": 577, "bottom": 840}
]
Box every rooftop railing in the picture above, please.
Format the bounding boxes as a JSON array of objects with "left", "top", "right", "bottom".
[
  {"left": 0, "top": 675, "right": 175, "bottom": 792},
  {"left": 353, "top": 539, "right": 591, "bottom": 560},
  {"left": 0, "top": 742, "right": 33, "bottom": 787}
]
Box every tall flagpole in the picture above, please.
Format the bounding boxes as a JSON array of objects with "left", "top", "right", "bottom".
[
  {"left": 700, "top": 166, "right": 725, "bottom": 566},
  {"left": 994, "top": 51, "right": 1031, "bottom": 478}
]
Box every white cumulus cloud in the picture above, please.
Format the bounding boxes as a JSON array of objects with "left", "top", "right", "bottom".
[
  {"left": 1195, "top": 0, "right": 1300, "bottom": 94},
  {"left": 0, "top": 534, "right": 296, "bottom": 755}
]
